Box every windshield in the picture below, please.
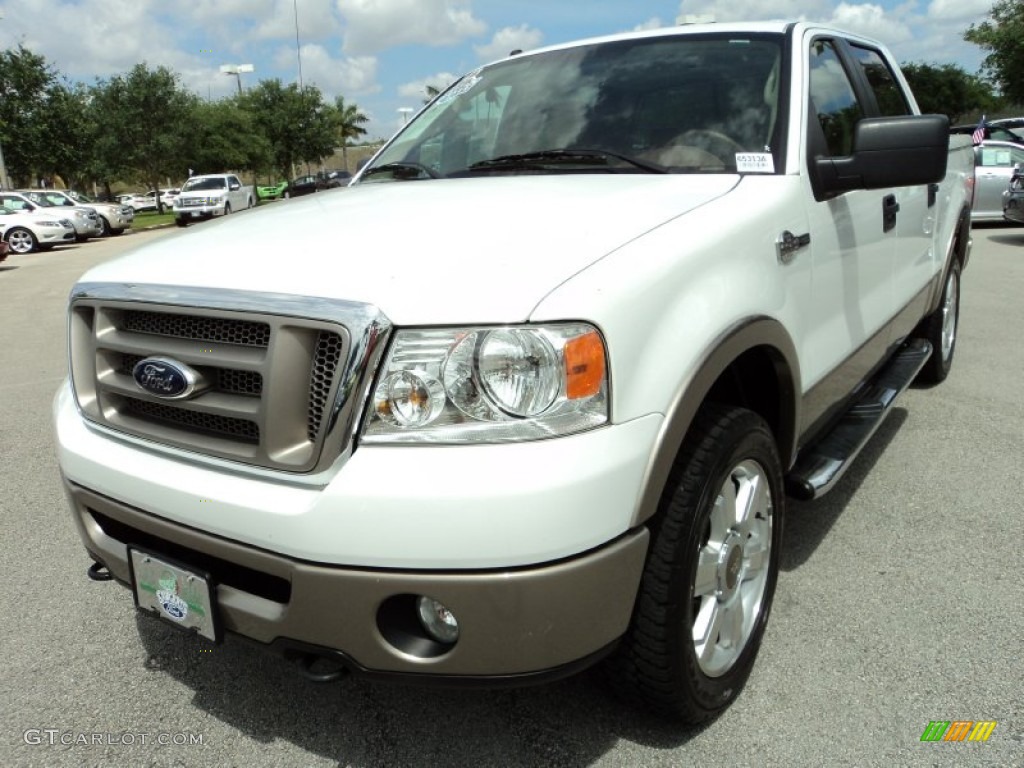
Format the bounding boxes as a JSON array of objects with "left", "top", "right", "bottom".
[
  {"left": 364, "top": 33, "right": 783, "bottom": 180},
  {"left": 69, "top": 191, "right": 94, "bottom": 203},
  {"left": 182, "top": 178, "right": 226, "bottom": 192}
]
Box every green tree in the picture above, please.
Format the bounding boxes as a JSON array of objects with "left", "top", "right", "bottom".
[
  {"left": 91, "top": 64, "right": 197, "bottom": 211},
  {"left": 239, "top": 80, "right": 336, "bottom": 177},
  {"left": 0, "top": 46, "right": 57, "bottom": 186},
  {"left": 965, "top": 0, "right": 1024, "bottom": 103},
  {"left": 900, "top": 62, "right": 998, "bottom": 122},
  {"left": 331, "top": 96, "right": 368, "bottom": 170},
  {"left": 187, "top": 98, "right": 272, "bottom": 175},
  {"left": 36, "top": 81, "right": 96, "bottom": 188}
]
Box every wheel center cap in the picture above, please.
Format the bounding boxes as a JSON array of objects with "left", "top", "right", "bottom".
[{"left": 717, "top": 533, "right": 745, "bottom": 599}]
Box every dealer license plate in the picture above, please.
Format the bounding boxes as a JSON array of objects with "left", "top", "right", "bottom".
[{"left": 129, "top": 548, "right": 220, "bottom": 642}]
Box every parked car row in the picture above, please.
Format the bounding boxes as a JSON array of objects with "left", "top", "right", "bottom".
[
  {"left": 258, "top": 169, "right": 352, "bottom": 200},
  {"left": 0, "top": 188, "right": 135, "bottom": 254},
  {"left": 119, "top": 188, "right": 180, "bottom": 212}
]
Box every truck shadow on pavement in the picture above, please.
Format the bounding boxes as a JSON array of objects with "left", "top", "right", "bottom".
[
  {"left": 780, "top": 407, "right": 908, "bottom": 571},
  {"left": 135, "top": 615, "right": 704, "bottom": 766}
]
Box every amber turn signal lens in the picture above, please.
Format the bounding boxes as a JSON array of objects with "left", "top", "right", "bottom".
[{"left": 565, "top": 331, "right": 606, "bottom": 400}]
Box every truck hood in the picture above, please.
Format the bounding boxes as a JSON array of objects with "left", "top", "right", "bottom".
[{"left": 83, "top": 175, "right": 738, "bottom": 325}]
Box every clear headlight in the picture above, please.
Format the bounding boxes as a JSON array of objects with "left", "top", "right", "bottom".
[{"left": 363, "top": 324, "right": 608, "bottom": 444}]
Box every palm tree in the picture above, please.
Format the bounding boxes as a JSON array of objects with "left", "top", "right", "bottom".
[{"left": 333, "top": 96, "right": 369, "bottom": 171}]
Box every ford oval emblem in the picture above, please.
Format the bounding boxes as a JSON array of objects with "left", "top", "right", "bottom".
[{"left": 132, "top": 357, "right": 200, "bottom": 400}]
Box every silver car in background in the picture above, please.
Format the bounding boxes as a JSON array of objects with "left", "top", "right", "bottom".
[
  {"left": 24, "top": 189, "right": 135, "bottom": 236},
  {"left": 972, "top": 140, "right": 1024, "bottom": 222},
  {"left": 9, "top": 190, "right": 102, "bottom": 241}
]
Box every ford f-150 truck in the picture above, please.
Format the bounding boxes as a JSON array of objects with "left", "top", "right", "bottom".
[
  {"left": 56, "top": 22, "right": 973, "bottom": 722},
  {"left": 172, "top": 173, "right": 253, "bottom": 226}
]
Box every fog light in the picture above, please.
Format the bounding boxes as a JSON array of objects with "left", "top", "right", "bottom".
[{"left": 415, "top": 596, "right": 460, "bottom": 644}]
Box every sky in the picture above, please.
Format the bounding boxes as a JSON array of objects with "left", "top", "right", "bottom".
[{"left": 0, "top": 0, "right": 996, "bottom": 141}]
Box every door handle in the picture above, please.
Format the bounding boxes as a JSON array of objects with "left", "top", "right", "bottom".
[{"left": 883, "top": 194, "right": 899, "bottom": 232}]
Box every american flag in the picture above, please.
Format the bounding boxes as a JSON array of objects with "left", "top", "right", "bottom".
[{"left": 972, "top": 115, "right": 987, "bottom": 145}]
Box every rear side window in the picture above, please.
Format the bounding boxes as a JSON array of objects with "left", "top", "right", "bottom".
[{"left": 849, "top": 45, "right": 910, "bottom": 116}]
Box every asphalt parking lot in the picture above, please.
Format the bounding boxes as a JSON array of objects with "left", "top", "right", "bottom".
[{"left": 1, "top": 226, "right": 1021, "bottom": 767}]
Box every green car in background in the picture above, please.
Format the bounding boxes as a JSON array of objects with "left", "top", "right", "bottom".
[{"left": 256, "top": 181, "right": 288, "bottom": 201}]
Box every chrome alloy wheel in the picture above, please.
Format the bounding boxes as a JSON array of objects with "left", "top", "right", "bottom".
[
  {"left": 691, "top": 459, "right": 773, "bottom": 677},
  {"left": 6, "top": 228, "right": 36, "bottom": 254},
  {"left": 940, "top": 269, "right": 958, "bottom": 362}
]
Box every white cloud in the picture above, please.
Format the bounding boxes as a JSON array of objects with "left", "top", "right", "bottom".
[
  {"left": 633, "top": 18, "right": 666, "bottom": 32},
  {"left": 268, "top": 44, "right": 379, "bottom": 97},
  {"left": 339, "top": 0, "right": 487, "bottom": 55},
  {"left": 676, "top": 0, "right": 828, "bottom": 23},
  {"left": 473, "top": 25, "right": 544, "bottom": 62},
  {"left": 828, "top": 3, "right": 913, "bottom": 44},
  {"left": 398, "top": 72, "right": 459, "bottom": 100},
  {"left": 927, "top": 0, "right": 993, "bottom": 21},
  {"left": 252, "top": 0, "right": 341, "bottom": 42}
]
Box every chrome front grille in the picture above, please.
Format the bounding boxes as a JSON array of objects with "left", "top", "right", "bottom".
[
  {"left": 122, "top": 310, "right": 271, "bottom": 346},
  {"left": 69, "top": 285, "right": 392, "bottom": 474}
]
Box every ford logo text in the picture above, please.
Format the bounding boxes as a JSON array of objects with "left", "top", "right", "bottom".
[{"left": 132, "top": 357, "right": 203, "bottom": 400}]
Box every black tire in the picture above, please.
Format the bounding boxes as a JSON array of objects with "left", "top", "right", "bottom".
[
  {"left": 224, "top": 203, "right": 231, "bottom": 216},
  {"left": 5, "top": 227, "right": 38, "bottom": 254},
  {"left": 915, "top": 259, "right": 961, "bottom": 385},
  {"left": 99, "top": 216, "right": 112, "bottom": 236},
  {"left": 110, "top": 228, "right": 125, "bottom": 236},
  {"left": 175, "top": 218, "right": 188, "bottom": 228},
  {"left": 607, "top": 404, "right": 784, "bottom": 722}
]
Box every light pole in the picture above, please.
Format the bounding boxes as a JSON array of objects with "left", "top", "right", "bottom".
[
  {"left": 398, "top": 107, "right": 414, "bottom": 125},
  {"left": 0, "top": 140, "right": 9, "bottom": 190},
  {"left": 220, "top": 64, "right": 254, "bottom": 95},
  {"left": 0, "top": 11, "right": 8, "bottom": 188}
]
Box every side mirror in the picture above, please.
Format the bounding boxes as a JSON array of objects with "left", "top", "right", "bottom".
[
  {"left": 814, "top": 114, "right": 950, "bottom": 196},
  {"left": 229, "top": 183, "right": 240, "bottom": 191}
]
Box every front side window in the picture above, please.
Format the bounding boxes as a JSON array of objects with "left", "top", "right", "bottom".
[
  {"left": 364, "top": 34, "right": 784, "bottom": 179},
  {"left": 809, "top": 39, "right": 864, "bottom": 157},
  {"left": 976, "top": 145, "right": 1024, "bottom": 167}
]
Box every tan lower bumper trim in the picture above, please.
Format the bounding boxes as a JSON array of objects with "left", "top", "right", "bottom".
[{"left": 65, "top": 480, "right": 649, "bottom": 676}]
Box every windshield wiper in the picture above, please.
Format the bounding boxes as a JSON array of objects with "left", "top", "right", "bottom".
[
  {"left": 468, "top": 149, "right": 667, "bottom": 174},
  {"left": 361, "top": 162, "right": 440, "bottom": 180}
]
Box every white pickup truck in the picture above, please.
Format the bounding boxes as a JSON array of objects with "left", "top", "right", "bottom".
[
  {"left": 56, "top": 22, "right": 973, "bottom": 722},
  {"left": 172, "top": 173, "right": 254, "bottom": 226}
]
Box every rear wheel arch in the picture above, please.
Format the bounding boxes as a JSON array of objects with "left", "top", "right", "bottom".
[{"left": 632, "top": 318, "right": 800, "bottom": 528}]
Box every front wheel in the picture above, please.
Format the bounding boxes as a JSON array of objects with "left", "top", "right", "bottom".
[
  {"left": 99, "top": 216, "right": 112, "bottom": 236},
  {"left": 174, "top": 218, "right": 188, "bottom": 228},
  {"left": 607, "top": 404, "right": 784, "bottom": 722},
  {"left": 223, "top": 203, "right": 231, "bottom": 216},
  {"left": 916, "top": 259, "right": 961, "bottom": 385},
  {"left": 5, "top": 227, "right": 38, "bottom": 254}
]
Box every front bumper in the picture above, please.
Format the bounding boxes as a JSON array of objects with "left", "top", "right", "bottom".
[
  {"left": 173, "top": 201, "right": 226, "bottom": 219},
  {"left": 66, "top": 480, "right": 649, "bottom": 678},
  {"left": 40, "top": 228, "right": 77, "bottom": 245}
]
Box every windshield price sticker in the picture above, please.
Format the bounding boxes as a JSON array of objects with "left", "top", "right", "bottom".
[{"left": 736, "top": 153, "right": 775, "bottom": 173}]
